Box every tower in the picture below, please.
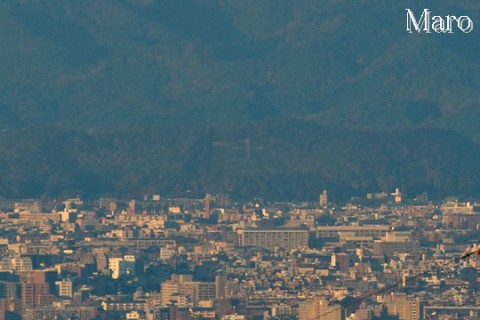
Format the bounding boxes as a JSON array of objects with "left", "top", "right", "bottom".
[
  {"left": 320, "top": 190, "right": 328, "bottom": 207},
  {"left": 204, "top": 193, "right": 211, "bottom": 219},
  {"left": 392, "top": 188, "right": 402, "bottom": 203}
]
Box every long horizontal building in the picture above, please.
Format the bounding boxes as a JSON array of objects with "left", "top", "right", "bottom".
[
  {"left": 22, "top": 306, "right": 97, "bottom": 320},
  {"left": 316, "top": 225, "right": 390, "bottom": 238},
  {"left": 236, "top": 228, "right": 308, "bottom": 251},
  {"left": 373, "top": 232, "right": 418, "bottom": 256}
]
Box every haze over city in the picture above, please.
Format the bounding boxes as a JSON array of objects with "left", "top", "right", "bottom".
[{"left": 0, "top": 1, "right": 479, "bottom": 320}]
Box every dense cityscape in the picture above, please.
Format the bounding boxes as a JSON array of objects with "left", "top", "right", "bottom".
[
  {"left": 3, "top": 1, "right": 480, "bottom": 320},
  {"left": 0, "top": 190, "right": 478, "bottom": 320}
]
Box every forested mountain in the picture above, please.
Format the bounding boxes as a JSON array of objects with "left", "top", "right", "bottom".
[
  {"left": 1, "top": 1, "right": 480, "bottom": 199},
  {"left": 0, "top": 123, "right": 478, "bottom": 200}
]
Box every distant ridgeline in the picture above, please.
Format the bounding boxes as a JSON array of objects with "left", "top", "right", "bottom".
[
  {"left": 0, "top": 1, "right": 480, "bottom": 140},
  {"left": 0, "top": 1, "right": 479, "bottom": 199},
  {"left": 0, "top": 123, "right": 479, "bottom": 200}
]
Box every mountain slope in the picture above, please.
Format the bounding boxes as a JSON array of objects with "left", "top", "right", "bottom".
[
  {"left": 0, "top": 1, "right": 480, "bottom": 139},
  {"left": 0, "top": 122, "right": 479, "bottom": 200},
  {"left": 1, "top": 1, "right": 480, "bottom": 199}
]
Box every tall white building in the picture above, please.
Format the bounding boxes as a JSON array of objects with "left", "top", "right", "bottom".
[
  {"left": 160, "top": 274, "right": 217, "bottom": 308},
  {"left": 109, "top": 255, "right": 136, "bottom": 279},
  {"left": 0, "top": 256, "right": 33, "bottom": 272},
  {"left": 55, "top": 279, "right": 73, "bottom": 297},
  {"left": 319, "top": 190, "right": 328, "bottom": 207},
  {"left": 299, "top": 298, "right": 342, "bottom": 320},
  {"left": 160, "top": 244, "right": 176, "bottom": 261}
]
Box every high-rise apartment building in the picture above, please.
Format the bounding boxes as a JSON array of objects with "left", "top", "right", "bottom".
[
  {"left": 109, "top": 255, "right": 136, "bottom": 279},
  {"left": 55, "top": 279, "right": 73, "bottom": 298},
  {"left": 384, "top": 294, "right": 421, "bottom": 320},
  {"left": 320, "top": 190, "right": 328, "bottom": 207},
  {"left": 299, "top": 298, "right": 343, "bottom": 320}
]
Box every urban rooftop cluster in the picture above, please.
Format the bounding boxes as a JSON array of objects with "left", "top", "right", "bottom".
[{"left": 0, "top": 189, "right": 478, "bottom": 320}]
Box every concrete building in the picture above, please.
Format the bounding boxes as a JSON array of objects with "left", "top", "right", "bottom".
[
  {"left": 55, "top": 279, "right": 73, "bottom": 298},
  {"left": 160, "top": 244, "right": 176, "bottom": 261},
  {"left": 0, "top": 256, "right": 33, "bottom": 272},
  {"left": 0, "top": 282, "right": 18, "bottom": 300},
  {"left": 316, "top": 225, "right": 390, "bottom": 239},
  {"left": 160, "top": 274, "right": 216, "bottom": 308},
  {"left": 384, "top": 294, "right": 421, "bottom": 320},
  {"left": 22, "top": 306, "right": 96, "bottom": 320},
  {"left": 373, "top": 232, "right": 418, "bottom": 256},
  {"left": 299, "top": 298, "right": 343, "bottom": 320},
  {"left": 160, "top": 274, "right": 193, "bottom": 307},
  {"left": 21, "top": 282, "right": 52, "bottom": 307},
  {"left": 236, "top": 228, "right": 308, "bottom": 251},
  {"left": 320, "top": 190, "right": 328, "bottom": 207},
  {"left": 109, "top": 255, "right": 136, "bottom": 279}
]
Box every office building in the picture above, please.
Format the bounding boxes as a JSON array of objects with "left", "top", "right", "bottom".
[{"left": 236, "top": 228, "right": 308, "bottom": 251}]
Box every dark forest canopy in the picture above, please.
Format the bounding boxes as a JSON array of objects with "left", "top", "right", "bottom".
[
  {"left": 1, "top": 1, "right": 480, "bottom": 199},
  {"left": 0, "top": 122, "right": 479, "bottom": 200}
]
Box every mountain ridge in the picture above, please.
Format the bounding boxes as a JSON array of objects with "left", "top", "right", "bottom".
[
  {"left": 1, "top": 1, "right": 480, "bottom": 137},
  {"left": 1, "top": 1, "right": 480, "bottom": 199},
  {"left": 0, "top": 122, "right": 479, "bottom": 200}
]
